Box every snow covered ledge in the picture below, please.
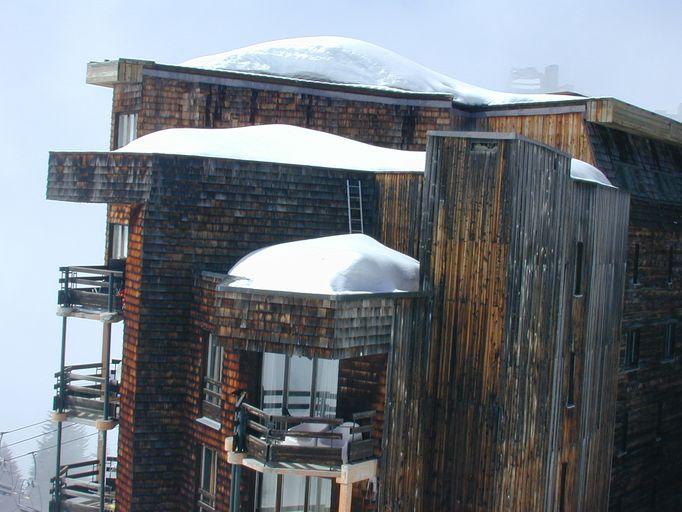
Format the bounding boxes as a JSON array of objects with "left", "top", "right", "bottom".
[{"left": 195, "top": 235, "right": 423, "bottom": 359}]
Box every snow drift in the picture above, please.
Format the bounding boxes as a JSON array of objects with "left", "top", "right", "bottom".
[
  {"left": 224, "top": 234, "right": 420, "bottom": 295},
  {"left": 116, "top": 124, "right": 612, "bottom": 187},
  {"left": 115, "top": 124, "right": 423, "bottom": 173},
  {"left": 181, "top": 36, "right": 580, "bottom": 107}
]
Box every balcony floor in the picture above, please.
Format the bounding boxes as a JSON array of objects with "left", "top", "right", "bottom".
[{"left": 225, "top": 437, "right": 376, "bottom": 485}]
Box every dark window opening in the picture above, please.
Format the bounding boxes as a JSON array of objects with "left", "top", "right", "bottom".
[
  {"left": 566, "top": 351, "right": 576, "bottom": 408},
  {"left": 620, "top": 411, "right": 629, "bottom": 454},
  {"left": 668, "top": 245, "right": 675, "bottom": 285},
  {"left": 559, "top": 462, "right": 568, "bottom": 512},
  {"left": 656, "top": 401, "right": 663, "bottom": 441},
  {"left": 663, "top": 323, "right": 676, "bottom": 361},
  {"left": 632, "top": 244, "right": 640, "bottom": 284},
  {"left": 574, "top": 241, "right": 584, "bottom": 296},
  {"left": 624, "top": 330, "right": 640, "bottom": 369}
]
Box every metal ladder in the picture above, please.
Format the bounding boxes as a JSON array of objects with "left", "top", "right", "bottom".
[{"left": 346, "top": 180, "right": 364, "bottom": 234}]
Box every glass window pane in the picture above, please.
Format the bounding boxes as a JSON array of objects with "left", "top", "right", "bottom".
[
  {"left": 314, "top": 359, "right": 339, "bottom": 418},
  {"left": 281, "top": 474, "right": 307, "bottom": 512},
  {"left": 308, "top": 477, "right": 332, "bottom": 512},
  {"left": 287, "top": 356, "right": 313, "bottom": 416},
  {"left": 261, "top": 353, "right": 286, "bottom": 414}
]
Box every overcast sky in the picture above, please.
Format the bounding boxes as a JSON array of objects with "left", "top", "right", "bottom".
[{"left": 0, "top": 0, "right": 680, "bottom": 478}]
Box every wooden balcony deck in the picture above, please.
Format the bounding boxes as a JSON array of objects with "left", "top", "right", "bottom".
[
  {"left": 53, "top": 361, "right": 120, "bottom": 428},
  {"left": 51, "top": 458, "right": 116, "bottom": 511},
  {"left": 226, "top": 403, "right": 377, "bottom": 512},
  {"left": 227, "top": 402, "right": 376, "bottom": 468},
  {"left": 57, "top": 266, "right": 124, "bottom": 322}
]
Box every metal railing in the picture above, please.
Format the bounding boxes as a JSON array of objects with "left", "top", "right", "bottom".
[
  {"left": 236, "top": 402, "right": 375, "bottom": 467},
  {"left": 51, "top": 457, "right": 117, "bottom": 511},
  {"left": 58, "top": 266, "right": 124, "bottom": 313},
  {"left": 54, "top": 361, "right": 121, "bottom": 422}
]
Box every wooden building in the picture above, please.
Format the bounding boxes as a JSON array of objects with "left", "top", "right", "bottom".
[{"left": 44, "top": 41, "right": 681, "bottom": 511}]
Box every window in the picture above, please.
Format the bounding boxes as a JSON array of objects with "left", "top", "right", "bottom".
[
  {"left": 574, "top": 241, "right": 584, "bottom": 296},
  {"left": 258, "top": 353, "right": 338, "bottom": 512},
  {"left": 624, "top": 330, "right": 640, "bottom": 369},
  {"left": 198, "top": 446, "right": 217, "bottom": 511},
  {"left": 632, "top": 243, "right": 640, "bottom": 284},
  {"left": 655, "top": 401, "right": 663, "bottom": 441},
  {"left": 110, "top": 224, "right": 129, "bottom": 260},
  {"left": 663, "top": 323, "right": 676, "bottom": 361},
  {"left": 620, "top": 411, "right": 629, "bottom": 454},
  {"left": 116, "top": 112, "right": 137, "bottom": 148},
  {"left": 202, "top": 334, "right": 224, "bottom": 420},
  {"left": 566, "top": 351, "right": 576, "bottom": 408},
  {"left": 668, "top": 244, "right": 675, "bottom": 285},
  {"left": 558, "top": 462, "right": 568, "bottom": 512}
]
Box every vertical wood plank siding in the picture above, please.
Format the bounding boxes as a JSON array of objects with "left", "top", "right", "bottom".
[
  {"left": 476, "top": 112, "right": 595, "bottom": 163},
  {"left": 382, "top": 133, "right": 629, "bottom": 511},
  {"left": 587, "top": 123, "right": 682, "bottom": 511}
]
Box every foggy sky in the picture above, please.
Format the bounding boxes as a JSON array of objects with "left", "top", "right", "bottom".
[{"left": 0, "top": 0, "right": 680, "bottom": 478}]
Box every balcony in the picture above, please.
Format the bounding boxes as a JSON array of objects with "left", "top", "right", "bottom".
[
  {"left": 226, "top": 403, "right": 377, "bottom": 511},
  {"left": 51, "top": 458, "right": 116, "bottom": 511},
  {"left": 57, "top": 266, "right": 124, "bottom": 322},
  {"left": 53, "top": 361, "right": 120, "bottom": 428},
  {"left": 228, "top": 402, "right": 375, "bottom": 468}
]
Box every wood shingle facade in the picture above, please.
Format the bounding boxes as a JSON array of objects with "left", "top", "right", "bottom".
[{"left": 44, "top": 55, "right": 682, "bottom": 511}]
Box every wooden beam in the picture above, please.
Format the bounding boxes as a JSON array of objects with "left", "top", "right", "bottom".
[
  {"left": 338, "top": 483, "right": 353, "bottom": 512},
  {"left": 586, "top": 97, "right": 682, "bottom": 146}
]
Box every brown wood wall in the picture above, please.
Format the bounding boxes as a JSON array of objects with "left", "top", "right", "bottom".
[
  {"left": 83, "top": 69, "right": 682, "bottom": 511},
  {"left": 116, "top": 76, "right": 452, "bottom": 151},
  {"left": 381, "top": 133, "right": 629, "bottom": 511},
  {"left": 587, "top": 124, "right": 682, "bottom": 511},
  {"left": 375, "top": 173, "right": 423, "bottom": 259},
  {"left": 475, "top": 111, "right": 595, "bottom": 163}
]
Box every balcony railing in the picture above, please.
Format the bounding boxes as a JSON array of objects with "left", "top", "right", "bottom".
[
  {"left": 51, "top": 457, "right": 116, "bottom": 511},
  {"left": 236, "top": 403, "right": 375, "bottom": 467},
  {"left": 58, "top": 265, "right": 124, "bottom": 315},
  {"left": 54, "top": 361, "right": 120, "bottom": 425}
]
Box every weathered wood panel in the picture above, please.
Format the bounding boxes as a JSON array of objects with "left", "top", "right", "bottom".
[
  {"left": 382, "top": 132, "right": 629, "bottom": 511},
  {"left": 375, "top": 173, "right": 423, "bottom": 259},
  {"left": 194, "top": 272, "right": 413, "bottom": 359},
  {"left": 476, "top": 111, "right": 595, "bottom": 163},
  {"left": 587, "top": 123, "right": 682, "bottom": 511},
  {"left": 131, "top": 74, "right": 452, "bottom": 152}
]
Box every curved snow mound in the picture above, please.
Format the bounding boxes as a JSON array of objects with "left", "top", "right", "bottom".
[
  {"left": 115, "top": 124, "right": 424, "bottom": 173},
  {"left": 226, "top": 234, "right": 420, "bottom": 295},
  {"left": 570, "top": 159, "right": 613, "bottom": 187},
  {"left": 181, "top": 36, "right": 580, "bottom": 107}
]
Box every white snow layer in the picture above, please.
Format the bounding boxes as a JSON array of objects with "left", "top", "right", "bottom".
[
  {"left": 116, "top": 123, "right": 612, "bottom": 187},
  {"left": 115, "top": 124, "right": 424, "bottom": 173},
  {"left": 181, "top": 36, "right": 580, "bottom": 107},
  {"left": 569, "top": 158, "right": 614, "bottom": 187},
  {"left": 225, "top": 234, "right": 420, "bottom": 295}
]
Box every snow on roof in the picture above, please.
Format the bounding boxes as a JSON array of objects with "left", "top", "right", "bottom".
[
  {"left": 224, "top": 234, "right": 420, "bottom": 295},
  {"left": 115, "top": 124, "right": 423, "bottom": 173},
  {"left": 116, "top": 123, "right": 612, "bottom": 187},
  {"left": 181, "top": 36, "right": 581, "bottom": 107},
  {"left": 570, "top": 159, "right": 613, "bottom": 188}
]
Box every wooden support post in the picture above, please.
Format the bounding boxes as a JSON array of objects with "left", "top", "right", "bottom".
[{"left": 338, "top": 483, "right": 353, "bottom": 512}]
